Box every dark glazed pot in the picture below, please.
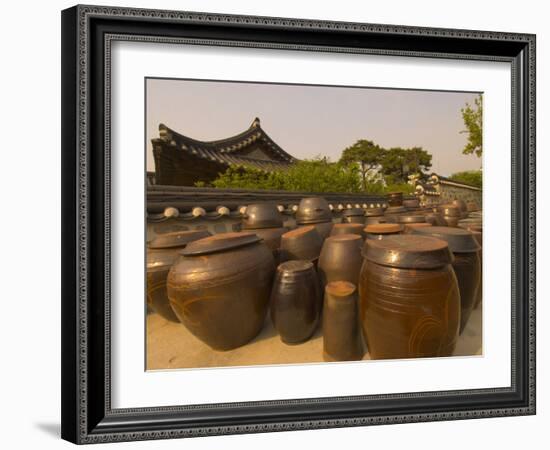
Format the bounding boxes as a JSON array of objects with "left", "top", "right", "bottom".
[
  {"left": 467, "top": 201, "right": 480, "bottom": 212},
  {"left": 323, "top": 281, "right": 364, "bottom": 362},
  {"left": 437, "top": 205, "right": 462, "bottom": 227},
  {"left": 452, "top": 199, "right": 469, "bottom": 218},
  {"left": 423, "top": 210, "right": 447, "bottom": 226},
  {"left": 330, "top": 223, "right": 366, "bottom": 239},
  {"left": 318, "top": 234, "right": 363, "bottom": 287},
  {"left": 270, "top": 260, "right": 321, "bottom": 344},
  {"left": 359, "top": 235, "right": 461, "bottom": 359},
  {"left": 167, "top": 232, "right": 275, "bottom": 351},
  {"left": 146, "top": 230, "right": 211, "bottom": 322},
  {"left": 365, "top": 207, "right": 385, "bottom": 217},
  {"left": 396, "top": 214, "right": 426, "bottom": 225},
  {"left": 403, "top": 198, "right": 420, "bottom": 210},
  {"left": 309, "top": 221, "right": 334, "bottom": 240},
  {"left": 365, "top": 216, "right": 387, "bottom": 226},
  {"left": 295, "top": 197, "right": 332, "bottom": 224},
  {"left": 411, "top": 226, "right": 481, "bottom": 334},
  {"left": 248, "top": 226, "right": 288, "bottom": 262},
  {"left": 364, "top": 223, "right": 403, "bottom": 240},
  {"left": 280, "top": 225, "right": 323, "bottom": 263},
  {"left": 341, "top": 208, "right": 366, "bottom": 224},
  {"left": 387, "top": 192, "right": 404, "bottom": 206},
  {"left": 242, "top": 203, "right": 284, "bottom": 230}
]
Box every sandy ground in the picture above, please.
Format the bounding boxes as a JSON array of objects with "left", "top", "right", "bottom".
[{"left": 146, "top": 305, "right": 482, "bottom": 370}]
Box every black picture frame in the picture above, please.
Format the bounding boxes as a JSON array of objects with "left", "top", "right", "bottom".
[{"left": 61, "top": 4, "right": 536, "bottom": 444}]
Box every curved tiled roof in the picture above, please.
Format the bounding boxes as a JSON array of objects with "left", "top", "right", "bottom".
[{"left": 154, "top": 118, "right": 297, "bottom": 171}]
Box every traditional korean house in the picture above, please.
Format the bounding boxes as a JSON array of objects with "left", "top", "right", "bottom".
[{"left": 151, "top": 117, "right": 297, "bottom": 186}]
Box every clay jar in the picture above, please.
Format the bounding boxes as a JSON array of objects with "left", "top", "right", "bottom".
[
  {"left": 167, "top": 232, "right": 275, "bottom": 351},
  {"left": 452, "top": 199, "right": 469, "bottom": 218},
  {"left": 146, "top": 230, "right": 211, "bottom": 322},
  {"left": 341, "top": 208, "right": 366, "bottom": 224},
  {"left": 411, "top": 226, "right": 481, "bottom": 334},
  {"left": 270, "top": 260, "right": 321, "bottom": 344},
  {"left": 295, "top": 197, "right": 333, "bottom": 239},
  {"left": 330, "top": 223, "right": 366, "bottom": 240},
  {"left": 437, "top": 205, "right": 462, "bottom": 227},
  {"left": 364, "top": 223, "right": 403, "bottom": 240},
  {"left": 323, "top": 281, "right": 364, "bottom": 362},
  {"left": 280, "top": 225, "right": 323, "bottom": 264},
  {"left": 242, "top": 203, "right": 284, "bottom": 230},
  {"left": 387, "top": 192, "right": 404, "bottom": 206},
  {"left": 318, "top": 234, "right": 363, "bottom": 288},
  {"left": 359, "top": 235, "right": 461, "bottom": 359},
  {"left": 403, "top": 198, "right": 420, "bottom": 210}
]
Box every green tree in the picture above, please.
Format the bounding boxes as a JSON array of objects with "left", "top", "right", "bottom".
[
  {"left": 209, "top": 158, "right": 362, "bottom": 193},
  {"left": 339, "top": 140, "right": 385, "bottom": 190},
  {"left": 460, "top": 94, "right": 483, "bottom": 157},
  {"left": 380, "top": 147, "right": 432, "bottom": 184},
  {"left": 448, "top": 170, "right": 482, "bottom": 188}
]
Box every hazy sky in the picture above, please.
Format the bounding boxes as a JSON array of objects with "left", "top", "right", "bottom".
[{"left": 146, "top": 78, "right": 482, "bottom": 176}]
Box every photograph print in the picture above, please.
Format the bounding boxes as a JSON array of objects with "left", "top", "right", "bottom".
[{"left": 145, "top": 78, "right": 484, "bottom": 371}]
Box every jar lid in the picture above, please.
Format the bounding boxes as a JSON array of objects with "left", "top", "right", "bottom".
[
  {"left": 396, "top": 214, "right": 426, "bottom": 224},
  {"left": 277, "top": 260, "right": 314, "bottom": 274},
  {"left": 325, "top": 281, "right": 356, "bottom": 298},
  {"left": 147, "top": 229, "right": 211, "bottom": 249},
  {"left": 364, "top": 235, "right": 453, "bottom": 269},
  {"left": 410, "top": 226, "right": 481, "bottom": 253},
  {"left": 365, "top": 208, "right": 384, "bottom": 217},
  {"left": 181, "top": 232, "right": 261, "bottom": 256},
  {"left": 364, "top": 223, "right": 403, "bottom": 234},
  {"left": 331, "top": 223, "right": 364, "bottom": 234}
]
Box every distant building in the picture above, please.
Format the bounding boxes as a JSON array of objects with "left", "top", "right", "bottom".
[{"left": 151, "top": 118, "right": 297, "bottom": 186}]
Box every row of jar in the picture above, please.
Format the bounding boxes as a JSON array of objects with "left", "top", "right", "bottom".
[{"left": 147, "top": 202, "right": 482, "bottom": 360}]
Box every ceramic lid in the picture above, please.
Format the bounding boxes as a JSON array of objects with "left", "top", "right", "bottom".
[
  {"left": 410, "top": 226, "right": 481, "bottom": 253},
  {"left": 181, "top": 232, "right": 261, "bottom": 256},
  {"left": 331, "top": 223, "right": 364, "bottom": 234},
  {"left": 325, "top": 281, "right": 356, "bottom": 298},
  {"left": 365, "top": 208, "right": 384, "bottom": 217},
  {"left": 242, "top": 203, "right": 284, "bottom": 229},
  {"left": 364, "top": 223, "right": 403, "bottom": 234},
  {"left": 277, "top": 260, "right": 314, "bottom": 274},
  {"left": 364, "top": 235, "right": 453, "bottom": 269},
  {"left": 147, "top": 229, "right": 211, "bottom": 249},
  {"left": 396, "top": 214, "right": 426, "bottom": 224}
]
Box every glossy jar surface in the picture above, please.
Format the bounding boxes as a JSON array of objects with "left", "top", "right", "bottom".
[
  {"left": 270, "top": 260, "right": 321, "bottom": 344},
  {"left": 323, "top": 281, "right": 363, "bottom": 361},
  {"left": 387, "top": 192, "right": 404, "bottom": 206},
  {"left": 411, "top": 226, "right": 481, "bottom": 333},
  {"left": 341, "top": 208, "right": 366, "bottom": 224},
  {"left": 146, "top": 230, "right": 211, "bottom": 322},
  {"left": 242, "top": 203, "right": 284, "bottom": 229},
  {"left": 318, "top": 234, "right": 363, "bottom": 287},
  {"left": 359, "top": 235, "right": 460, "bottom": 359},
  {"left": 280, "top": 225, "right": 323, "bottom": 263},
  {"left": 167, "top": 232, "right": 275, "bottom": 351},
  {"left": 295, "top": 197, "right": 332, "bottom": 224},
  {"left": 330, "top": 223, "right": 366, "bottom": 239},
  {"left": 364, "top": 223, "right": 403, "bottom": 240}
]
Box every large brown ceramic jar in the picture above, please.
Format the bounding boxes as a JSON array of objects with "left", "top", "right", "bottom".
[
  {"left": 146, "top": 230, "right": 211, "bottom": 322},
  {"left": 295, "top": 197, "right": 332, "bottom": 224},
  {"left": 437, "top": 205, "right": 462, "bottom": 227},
  {"left": 423, "top": 210, "right": 447, "bottom": 226},
  {"left": 330, "top": 223, "right": 366, "bottom": 239},
  {"left": 364, "top": 223, "right": 403, "bottom": 240},
  {"left": 396, "top": 214, "right": 426, "bottom": 225},
  {"left": 167, "top": 232, "right": 275, "bottom": 351},
  {"left": 318, "top": 234, "right": 363, "bottom": 287},
  {"left": 323, "top": 281, "right": 363, "bottom": 362},
  {"left": 270, "top": 260, "right": 321, "bottom": 344},
  {"left": 403, "top": 198, "right": 420, "bottom": 210},
  {"left": 242, "top": 203, "right": 284, "bottom": 229},
  {"left": 280, "top": 225, "right": 323, "bottom": 263},
  {"left": 452, "top": 199, "right": 469, "bottom": 218},
  {"left": 411, "top": 226, "right": 481, "bottom": 334},
  {"left": 359, "top": 235, "right": 461, "bottom": 359},
  {"left": 341, "top": 208, "right": 366, "bottom": 224},
  {"left": 387, "top": 192, "right": 404, "bottom": 206},
  {"left": 365, "top": 207, "right": 385, "bottom": 217}
]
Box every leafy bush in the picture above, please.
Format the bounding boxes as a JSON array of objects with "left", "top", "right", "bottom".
[{"left": 448, "top": 170, "right": 482, "bottom": 188}]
